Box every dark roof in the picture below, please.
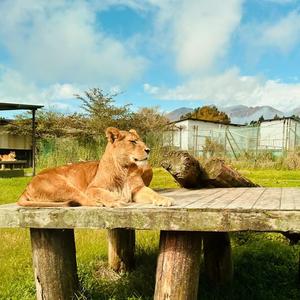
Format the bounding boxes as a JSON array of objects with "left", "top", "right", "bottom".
[
  {"left": 261, "top": 116, "right": 300, "bottom": 123},
  {"left": 0, "top": 102, "right": 43, "bottom": 111},
  {"left": 168, "top": 117, "right": 243, "bottom": 127},
  {"left": 0, "top": 118, "right": 12, "bottom": 125}
]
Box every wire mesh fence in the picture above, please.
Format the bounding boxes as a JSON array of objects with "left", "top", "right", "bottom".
[{"left": 164, "top": 118, "right": 300, "bottom": 161}]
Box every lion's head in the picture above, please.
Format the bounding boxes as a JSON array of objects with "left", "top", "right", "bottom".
[{"left": 105, "top": 127, "right": 150, "bottom": 167}]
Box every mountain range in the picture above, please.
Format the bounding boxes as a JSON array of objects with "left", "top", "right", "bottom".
[{"left": 166, "top": 105, "right": 300, "bottom": 124}]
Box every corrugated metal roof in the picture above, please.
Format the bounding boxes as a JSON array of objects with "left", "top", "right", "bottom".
[
  {"left": 261, "top": 116, "right": 300, "bottom": 123},
  {"left": 0, "top": 102, "right": 43, "bottom": 111},
  {"left": 168, "top": 117, "right": 243, "bottom": 127}
]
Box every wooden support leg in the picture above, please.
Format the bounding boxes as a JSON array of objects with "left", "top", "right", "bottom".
[
  {"left": 203, "top": 232, "right": 233, "bottom": 285},
  {"left": 30, "top": 228, "right": 79, "bottom": 300},
  {"left": 108, "top": 228, "right": 135, "bottom": 273},
  {"left": 154, "top": 231, "right": 202, "bottom": 300}
]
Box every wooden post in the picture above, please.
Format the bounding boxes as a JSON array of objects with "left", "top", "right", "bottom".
[
  {"left": 30, "top": 228, "right": 79, "bottom": 300},
  {"left": 32, "top": 108, "right": 36, "bottom": 176},
  {"left": 154, "top": 231, "right": 202, "bottom": 300},
  {"left": 203, "top": 232, "right": 233, "bottom": 285},
  {"left": 108, "top": 229, "right": 135, "bottom": 273}
]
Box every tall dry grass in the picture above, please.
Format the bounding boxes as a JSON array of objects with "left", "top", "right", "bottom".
[{"left": 36, "top": 133, "right": 169, "bottom": 169}]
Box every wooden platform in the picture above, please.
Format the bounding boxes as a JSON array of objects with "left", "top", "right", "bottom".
[
  {"left": 1, "top": 187, "right": 300, "bottom": 299},
  {"left": 0, "top": 160, "right": 27, "bottom": 171},
  {"left": 1, "top": 187, "right": 300, "bottom": 232}
]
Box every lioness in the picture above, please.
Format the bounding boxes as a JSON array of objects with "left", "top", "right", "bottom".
[
  {"left": 18, "top": 127, "right": 173, "bottom": 207},
  {"left": 0, "top": 151, "right": 16, "bottom": 161}
]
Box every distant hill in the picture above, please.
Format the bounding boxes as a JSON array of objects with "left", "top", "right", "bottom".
[
  {"left": 222, "top": 105, "right": 284, "bottom": 124},
  {"left": 166, "top": 107, "right": 193, "bottom": 122},
  {"left": 166, "top": 105, "right": 290, "bottom": 124},
  {"left": 290, "top": 106, "right": 300, "bottom": 117}
]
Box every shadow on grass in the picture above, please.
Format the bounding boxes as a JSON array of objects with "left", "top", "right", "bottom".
[
  {"left": 200, "top": 236, "right": 300, "bottom": 300},
  {"left": 77, "top": 248, "right": 157, "bottom": 300},
  {"left": 77, "top": 234, "right": 300, "bottom": 300}
]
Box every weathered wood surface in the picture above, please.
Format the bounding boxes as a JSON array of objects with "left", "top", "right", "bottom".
[
  {"left": 1, "top": 188, "right": 300, "bottom": 232},
  {"left": 30, "top": 228, "right": 79, "bottom": 300},
  {"left": 154, "top": 231, "right": 202, "bottom": 300},
  {"left": 108, "top": 228, "right": 135, "bottom": 273}
]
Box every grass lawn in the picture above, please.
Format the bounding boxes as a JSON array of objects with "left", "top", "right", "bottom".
[{"left": 0, "top": 168, "right": 300, "bottom": 299}]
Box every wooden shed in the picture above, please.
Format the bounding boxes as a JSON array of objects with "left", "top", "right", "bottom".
[{"left": 0, "top": 103, "right": 43, "bottom": 176}]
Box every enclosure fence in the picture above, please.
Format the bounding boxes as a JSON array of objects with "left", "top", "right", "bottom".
[{"left": 164, "top": 120, "right": 300, "bottom": 160}]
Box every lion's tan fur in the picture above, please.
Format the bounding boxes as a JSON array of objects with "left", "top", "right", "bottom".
[
  {"left": 0, "top": 151, "right": 16, "bottom": 161},
  {"left": 18, "top": 127, "right": 172, "bottom": 207}
]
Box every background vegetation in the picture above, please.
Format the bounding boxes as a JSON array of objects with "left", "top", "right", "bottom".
[{"left": 181, "top": 105, "right": 231, "bottom": 124}]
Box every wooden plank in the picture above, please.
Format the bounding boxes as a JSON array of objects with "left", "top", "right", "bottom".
[
  {"left": 204, "top": 188, "right": 249, "bottom": 209},
  {"left": 294, "top": 189, "right": 300, "bottom": 210},
  {"left": 226, "top": 188, "right": 266, "bottom": 209},
  {"left": 186, "top": 189, "right": 231, "bottom": 208},
  {"left": 252, "top": 188, "right": 282, "bottom": 210},
  {"left": 0, "top": 160, "right": 27, "bottom": 164},
  {"left": 281, "top": 188, "right": 295, "bottom": 210},
  {"left": 175, "top": 189, "right": 226, "bottom": 208}
]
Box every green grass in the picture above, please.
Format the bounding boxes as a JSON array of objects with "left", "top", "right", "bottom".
[
  {"left": 240, "top": 169, "right": 300, "bottom": 187},
  {"left": 0, "top": 168, "right": 300, "bottom": 299}
]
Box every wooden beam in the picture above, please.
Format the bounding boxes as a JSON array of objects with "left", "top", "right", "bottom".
[
  {"left": 30, "top": 228, "right": 79, "bottom": 300},
  {"left": 154, "top": 231, "right": 202, "bottom": 300},
  {"left": 2, "top": 189, "right": 300, "bottom": 232}
]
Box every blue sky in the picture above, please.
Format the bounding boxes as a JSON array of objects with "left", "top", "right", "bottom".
[{"left": 1, "top": 0, "right": 300, "bottom": 117}]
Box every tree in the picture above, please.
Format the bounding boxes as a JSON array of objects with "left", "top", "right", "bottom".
[
  {"left": 5, "top": 88, "right": 169, "bottom": 140},
  {"left": 181, "top": 105, "right": 231, "bottom": 124},
  {"left": 291, "top": 114, "right": 300, "bottom": 122},
  {"left": 131, "top": 107, "right": 169, "bottom": 137},
  {"left": 6, "top": 111, "right": 88, "bottom": 138},
  {"left": 76, "top": 88, "right": 133, "bottom": 133},
  {"left": 273, "top": 114, "right": 281, "bottom": 120},
  {"left": 258, "top": 115, "right": 265, "bottom": 123}
]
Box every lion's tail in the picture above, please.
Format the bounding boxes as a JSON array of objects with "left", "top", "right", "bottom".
[{"left": 17, "top": 193, "right": 78, "bottom": 207}]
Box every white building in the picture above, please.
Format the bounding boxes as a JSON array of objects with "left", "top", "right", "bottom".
[
  {"left": 259, "top": 117, "right": 300, "bottom": 152},
  {"left": 165, "top": 117, "right": 300, "bottom": 157},
  {"left": 165, "top": 118, "right": 242, "bottom": 156}
]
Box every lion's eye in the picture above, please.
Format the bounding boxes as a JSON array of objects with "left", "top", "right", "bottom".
[{"left": 130, "top": 140, "right": 137, "bottom": 145}]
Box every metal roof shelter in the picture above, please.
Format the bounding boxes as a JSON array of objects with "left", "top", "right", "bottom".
[{"left": 0, "top": 102, "right": 43, "bottom": 175}]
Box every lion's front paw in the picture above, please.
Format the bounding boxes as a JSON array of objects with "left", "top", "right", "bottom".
[{"left": 153, "top": 195, "right": 173, "bottom": 207}]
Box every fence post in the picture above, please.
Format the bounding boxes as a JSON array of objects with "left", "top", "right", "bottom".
[{"left": 255, "top": 125, "right": 259, "bottom": 168}]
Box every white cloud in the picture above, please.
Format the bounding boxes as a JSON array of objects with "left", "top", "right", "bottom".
[
  {"left": 261, "top": 11, "right": 300, "bottom": 53},
  {"left": 0, "top": 65, "right": 81, "bottom": 111},
  {"left": 144, "top": 68, "right": 300, "bottom": 111},
  {"left": 0, "top": 0, "right": 146, "bottom": 86},
  {"left": 150, "top": 0, "right": 243, "bottom": 74},
  {"left": 242, "top": 10, "right": 300, "bottom": 55}
]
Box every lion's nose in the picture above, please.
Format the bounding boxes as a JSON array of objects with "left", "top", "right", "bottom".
[{"left": 145, "top": 148, "right": 150, "bottom": 154}]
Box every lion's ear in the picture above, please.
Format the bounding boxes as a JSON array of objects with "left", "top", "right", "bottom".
[
  {"left": 105, "top": 127, "right": 123, "bottom": 143},
  {"left": 129, "top": 129, "right": 139, "bottom": 138}
]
